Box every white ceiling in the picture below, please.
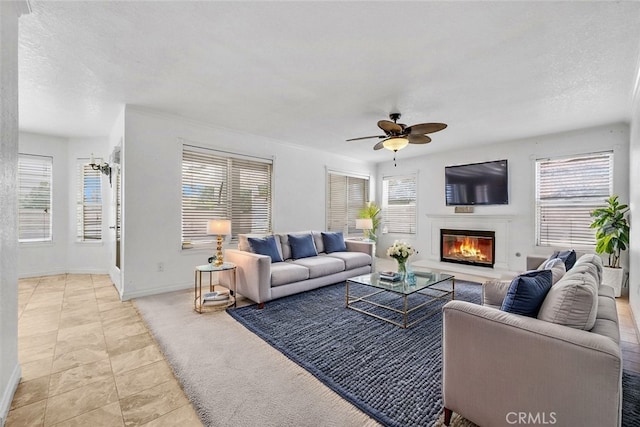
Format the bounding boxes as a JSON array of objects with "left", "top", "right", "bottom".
[{"left": 18, "top": 1, "right": 640, "bottom": 162}]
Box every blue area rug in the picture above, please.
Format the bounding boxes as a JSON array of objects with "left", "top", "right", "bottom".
[{"left": 227, "top": 281, "right": 640, "bottom": 427}]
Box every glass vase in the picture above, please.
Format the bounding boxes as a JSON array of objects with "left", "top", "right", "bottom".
[{"left": 397, "top": 258, "right": 407, "bottom": 281}]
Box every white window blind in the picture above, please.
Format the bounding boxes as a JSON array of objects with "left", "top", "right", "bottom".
[
  {"left": 181, "top": 145, "right": 272, "bottom": 246},
  {"left": 535, "top": 152, "right": 613, "bottom": 247},
  {"left": 76, "top": 159, "right": 102, "bottom": 241},
  {"left": 382, "top": 174, "right": 417, "bottom": 234},
  {"left": 18, "top": 154, "right": 53, "bottom": 242},
  {"left": 326, "top": 172, "right": 369, "bottom": 235}
]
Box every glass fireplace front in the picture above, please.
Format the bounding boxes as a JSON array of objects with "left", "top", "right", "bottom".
[{"left": 440, "top": 229, "right": 495, "bottom": 268}]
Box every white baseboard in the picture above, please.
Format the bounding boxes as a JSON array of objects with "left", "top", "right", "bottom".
[
  {"left": 19, "top": 269, "right": 109, "bottom": 279},
  {"left": 121, "top": 281, "right": 192, "bottom": 301},
  {"left": 0, "top": 363, "right": 21, "bottom": 426},
  {"left": 18, "top": 269, "right": 67, "bottom": 279}
]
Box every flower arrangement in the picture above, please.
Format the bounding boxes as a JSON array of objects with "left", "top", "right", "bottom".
[{"left": 387, "top": 240, "right": 415, "bottom": 262}]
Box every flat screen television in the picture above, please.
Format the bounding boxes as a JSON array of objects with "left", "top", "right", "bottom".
[{"left": 445, "top": 159, "right": 509, "bottom": 206}]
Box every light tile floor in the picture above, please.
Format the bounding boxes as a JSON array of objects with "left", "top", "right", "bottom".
[
  {"left": 6, "top": 274, "right": 640, "bottom": 426},
  {"left": 7, "top": 274, "right": 202, "bottom": 427}
]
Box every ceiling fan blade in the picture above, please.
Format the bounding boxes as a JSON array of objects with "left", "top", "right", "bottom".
[
  {"left": 346, "top": 135, "right": 385, "bottom": 141},
  {"left": 373, "top": 141, "right": 385, "bottom": 150},
  {"left": 406, "top": 123, "right": 447, "bottom": 135},
  {"left": 377, "top": 120, "right": 403, "bottom": 134},
  {"left": 408, "top": 134, "right": 432, "bottom": 144}
]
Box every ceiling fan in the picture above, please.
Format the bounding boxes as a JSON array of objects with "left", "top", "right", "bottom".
[{"left": 347, "top": 112, "right": 447, "bottom": 165}]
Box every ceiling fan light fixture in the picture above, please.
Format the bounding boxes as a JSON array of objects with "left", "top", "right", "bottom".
[{"left": 383, "top": 137, "right": 409, "bottom": 152}]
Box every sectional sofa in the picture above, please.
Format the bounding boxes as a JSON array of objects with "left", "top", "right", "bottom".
[
  {"left": 221, "top": 231, "right": 373, "bottom": 307},
  {"left": 442, "top": 253, "right": 622, "bottom": 427}
]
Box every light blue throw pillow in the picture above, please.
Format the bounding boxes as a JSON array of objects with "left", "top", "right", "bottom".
[
  {"left": 321, "top": 232, "right": 347, "bottom": 253},
  {"left": 288, "top": 233, "right": 318, "bottom": 259},
  {"left": 501, "top": 269, "right": 552, "bottom": 317},
  {"left": 248, "top": 235, "right": 283, "bottom": 263},
  {"left": 551, "top": 249, "right": 577, "bottom": 270}
]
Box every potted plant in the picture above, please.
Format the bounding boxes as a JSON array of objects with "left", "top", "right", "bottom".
[
  {"left": 357, "top": 202, "right": 381, "bottom": 242},
  {"left": 590, "top": 195, "right": 630, "bottom": 296}
]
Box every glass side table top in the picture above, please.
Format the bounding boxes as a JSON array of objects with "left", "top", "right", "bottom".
[
  {"left": 196, "top": 262, "right": 236, "bottom": 272},
  {"left": 348, "top": 270, "right": 454, "bottom": 295}
]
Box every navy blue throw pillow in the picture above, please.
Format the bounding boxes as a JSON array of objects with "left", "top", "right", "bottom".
[
  {"left": 501, "top": 269, "right": 553, "bottom": 317},
  {"left": 248, "top": 235, "right": 283, "bottom": 263},
  {"left": 321, "top": 232, "right": 347, "bottom": 253},
  {"left": 551, "top": 250, "right": 577, "bottom": 270},
  {"left": 288, "top": 233, "right": 318, "bottom": 259}
]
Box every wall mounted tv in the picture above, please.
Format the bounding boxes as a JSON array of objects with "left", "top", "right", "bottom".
[{"left": 445, "top": 159, "right": 509, "bottom": 206}]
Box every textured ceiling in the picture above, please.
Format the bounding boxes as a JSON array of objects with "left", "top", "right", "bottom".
[{"left": 18, "top": 1, "right": 640, "bottom": 162}]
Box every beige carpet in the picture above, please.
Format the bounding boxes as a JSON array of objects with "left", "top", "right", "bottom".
[
  {"left": 134, "top": 289, "right": 380, "bottom": 427},
  {"left": 135, "top": 285, "right": 479, "bottom": 427}
]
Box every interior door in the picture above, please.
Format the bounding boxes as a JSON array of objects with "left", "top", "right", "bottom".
[{"left": 109, "top": 163, "right": 122, "bottom": 292}]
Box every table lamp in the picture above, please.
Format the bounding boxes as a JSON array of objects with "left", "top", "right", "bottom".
[
  {"left": 207, "top": 219, "right": 232, "bottom": 267},
  {"left": 355, "top": 218, "right": 373, "bottom": 241}
]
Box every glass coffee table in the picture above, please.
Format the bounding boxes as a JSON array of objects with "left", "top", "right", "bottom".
[{"left": 346, "top": 270, "right": 455, "bottom": 328}]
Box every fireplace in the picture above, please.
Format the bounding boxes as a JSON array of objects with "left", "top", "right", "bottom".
[{"left": 440, "top": 229, "right": 495, "bottom": 268}]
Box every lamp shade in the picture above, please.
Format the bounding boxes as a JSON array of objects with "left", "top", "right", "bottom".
[
  {"left": 355, "top": 218, "right": 373, "bottom": 230},
  {"left": 207, "top": 219, "right": 232, "bottom": 235},
  {"left": 383, "top": 137, "right": 409, "bottom": 152}
]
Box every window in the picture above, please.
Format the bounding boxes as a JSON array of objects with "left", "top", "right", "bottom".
[
  {"left": 18, "top": 154, "right": 52, "bottom": 242},
  {"left": 181, "top": 144, "right": 272, "bottom": 246},
  {"left": 382, "top": 174, "right": 417, "bottom": 234},
  {"left": 535, "top": 151, "right": 613, "bottom": 247},
  {"left": 76, "top": 159, "right": 102, "bottom": 241},
  {"left": 326, "top": 171, "right": 369, "bottom": 235}
]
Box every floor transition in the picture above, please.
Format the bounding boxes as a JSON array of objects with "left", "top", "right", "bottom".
[{"left": 6, "top": 269, "right": 640, "bottom": 426}]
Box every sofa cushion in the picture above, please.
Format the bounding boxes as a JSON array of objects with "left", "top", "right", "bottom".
[
  {"left": 248, "top": 235, "right": 284, "bottom": 263},
  {"left": 288, "top": 233, "right": 318, "bottom": 259},
  {"left": 321, "top": 232, "right": 347, "bottom": 253},
  {"left": 574, "top": 253, "right": 603, "bottom": 284},
  {"left": 291, "top": 256, "right": 344, "bottom": 279},
  {"left": 542, "top": 258, "right": 566, "bottom": 285},
  {"left": 324, "top": 251, "right": 371, "bottom": 270},
  {"left": 537, "top": 268, "right": 598, "bottom": 330},
  {"left": 501, "top": 269, "right": 552, "bottom": 317},
  {"left": 596, "top": 295, "right": 619, "bottom": 323},
  {"left": 312, "top": 231, "right": 325, "bottom": 254},
  {"left": 270, "top": 262, "right": 310, "bottom": 287},
  {"left": 551, "top": 249, "right": 577, "bottom": 270},
  {"left": 277, "top": 233, "right": 292, "bottom": 260},
  {"left": 239, "top": 233, "right": 284, "bottom": 260},
  {"left": 590, "top": 318, "right": 620, "bottom": 344}
]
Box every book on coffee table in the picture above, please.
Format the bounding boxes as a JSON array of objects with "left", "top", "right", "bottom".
[{"left": 379, "top": 271, "right": 402, "bottom": 282}]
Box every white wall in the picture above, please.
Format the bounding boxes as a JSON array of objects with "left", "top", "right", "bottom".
[
  {"left": 18, "top": 132, "right": 111, "bottom": 277},
  {"left": 376, "top": 123, "right": 630, "bottom": 274},
  {"left": 1, "top": 2, "right": 25, "bottom": 424},
  {"left": 119, "top": 107, "right": 375, "bottom": 300},
  {"left": 629, "top": 65, "right": 640, "bottom": 332}
]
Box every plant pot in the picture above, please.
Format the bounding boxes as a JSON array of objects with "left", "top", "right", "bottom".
[{"left": 602, "top": 266, "right": 624, "bottom": 297}]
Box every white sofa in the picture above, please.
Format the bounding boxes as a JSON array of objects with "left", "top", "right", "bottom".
[
  {"left": 222, "top": 231, "right": 373, "bottom": 307},
  {"left": 442, "top": 253, "right": 622, "bottom": 427}
]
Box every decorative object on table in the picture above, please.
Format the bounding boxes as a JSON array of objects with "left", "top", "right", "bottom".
[
  {"left": 207, "top": 219, "right": 232, "bottom": 267},
  {"left": 386, "top": 240, "right": 415, "bottom": 281},
  {"left": 379, "top": 271, "right": 402, "bottom": 282},
  {"left": 357, "top": 201, "right": 381, "bottom": 242},
  {"left": 355, "top": 218, "right": 373, "bottom": 241},
  {"left": 590, "top": 195, "right": 630, "bottom": 297}
]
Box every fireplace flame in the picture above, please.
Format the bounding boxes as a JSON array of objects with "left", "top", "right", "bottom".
[{"left": 453, "top": 237, "right": 487, "bottom": 261}]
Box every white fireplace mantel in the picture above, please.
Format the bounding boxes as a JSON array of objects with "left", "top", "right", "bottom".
[{"left": 419, "top": 214, "right": 517, "bottom": 277}]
